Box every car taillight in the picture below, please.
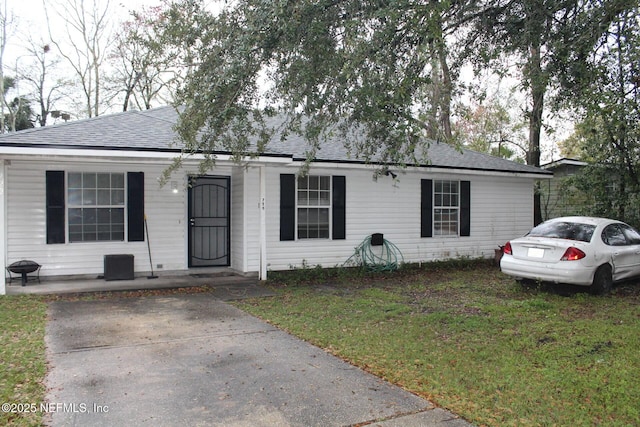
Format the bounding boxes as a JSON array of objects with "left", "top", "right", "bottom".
[
  {"left": 561, "top": 247, "right": 586, "bottom": 261},
  {"left": 503, "top": 242, "right": 512, "bottom": 255}
]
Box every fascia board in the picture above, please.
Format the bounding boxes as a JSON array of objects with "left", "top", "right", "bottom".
[{"left": 280, "top": 160, "right": 553, "bottom": 179}]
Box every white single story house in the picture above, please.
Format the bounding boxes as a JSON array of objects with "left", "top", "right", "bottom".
[{"left": 0, "top": 107, "right": 551, "bottom": 294}]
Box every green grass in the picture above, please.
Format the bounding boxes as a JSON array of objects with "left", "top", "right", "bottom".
[
  {"left": 0, "top": 296, "right": 47, "bottom": 427},
  {"left": 235, "top": 260, "right": 640, "bottom": 426},
  {"left": 2, "top": 263, "right": 639, "bottom": 426}
]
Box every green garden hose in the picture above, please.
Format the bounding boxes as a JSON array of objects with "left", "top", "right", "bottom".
[{"left": 343, "top": 235, "right": 404, "bottom": 272}]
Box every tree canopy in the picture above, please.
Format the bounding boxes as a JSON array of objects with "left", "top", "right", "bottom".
[
  {"left": 150, "top": 0, "right": 635, "bottom": 188},
  {"left": 560, "top": 6, "right": 640, "bottom": 226},
  {"left": 5, "top": 0, "right": 638, "bottom": 227},
  {"left": 159, "top": 0, "right": 465, "bottom": 170}
]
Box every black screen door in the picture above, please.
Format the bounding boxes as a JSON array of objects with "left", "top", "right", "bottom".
[{"left": 188, "top": 176, "right": 230, "bottom": 267}]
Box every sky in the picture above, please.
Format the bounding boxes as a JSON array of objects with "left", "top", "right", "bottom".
[
  {"left": 5, "top": 0, "right": 160, "bottom": 63},
  {"left": 4, "top": 0, "right": 167, "bottom": 120}
]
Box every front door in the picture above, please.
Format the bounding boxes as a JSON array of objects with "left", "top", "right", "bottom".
[{"left": 188, "top": 176, "right": 230, "bottom": 267}]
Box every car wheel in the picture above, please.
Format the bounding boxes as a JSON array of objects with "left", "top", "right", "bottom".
[{"left": 591, "top": 265, "right": 613, "bottom": 295}]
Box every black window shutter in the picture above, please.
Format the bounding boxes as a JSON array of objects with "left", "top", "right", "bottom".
[
  {"left": 332, "top": 176, "right": 346, "bottom": 240},
  {"left": 421, "top": 179, "right": 433, "bottom": 238},
  {"left": 280, "top": 174, "right": 295, "bottom": 241},
  {"left": 460, "top": 180, "right": 471, "bottom": 237},
  {"left": 127, "top": 172, "right": 145, "bottom": 242},
  {"left": 46, "top": 171, "right": 65, "bottom": 244}
]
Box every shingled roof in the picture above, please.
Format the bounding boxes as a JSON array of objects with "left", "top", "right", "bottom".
[{"left": 0, "top": 106, "right": 550, "bottom": 176}]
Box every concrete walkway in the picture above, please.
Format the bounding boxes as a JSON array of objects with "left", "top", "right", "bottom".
[
  {"left": 6, "top": 271, "right": 270, "bottom": 299},
  {"left": 38, "top": 276, "right": 473, "bottom": 426}
]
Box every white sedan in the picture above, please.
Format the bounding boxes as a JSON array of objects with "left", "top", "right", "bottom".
[{"left": 500, "top": 216, "right": 640, "bottom": 294}]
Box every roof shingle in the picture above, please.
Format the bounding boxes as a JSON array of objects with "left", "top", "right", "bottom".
[{"left": 0, "top": 106, "right": 550, "bottom": 175}]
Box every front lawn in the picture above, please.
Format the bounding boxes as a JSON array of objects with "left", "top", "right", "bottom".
[
  {"left": 0, "top": 296, "right": 47, "bottom": 427},
  {"left": 2, "top": 262, "right": 638, "bottom": 426},
  {"left": 235, "top": 260, "right": 640, "bottom": 426}
]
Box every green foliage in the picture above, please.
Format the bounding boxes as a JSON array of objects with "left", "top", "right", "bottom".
[
  {"left": 237, "top": 264, "right": 640, "bottom": 426},
  {"left": 150, "top": 0, "right": 472, "bottom": 173},
  {"left": 2, "top": 77, "right": 35, "bottom": 132},
  {"left": 5, "top": 97, "right": 35, "bottom": 132},
  {"left": 558, "top": 7, "right": 640, "bottom": 227},
  {"left": 461, "top": 1, "right": 634, "bottom": 166},
  {"left": 147, "top": 0, "right": 637, "bottom": 233},
  {"left": 269, "top": 257, "right": 490, "bottom": 287},
  {"left": 269, "top": 260, "right": 372, "bottom": 287}
]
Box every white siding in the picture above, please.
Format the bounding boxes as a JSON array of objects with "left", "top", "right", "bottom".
[
  {"left": 263, "top": 166, "right": 535, "bottom": 271},
  {"left": 5, "top": 159, "right": 240, "bottom": 278},
  {"left": 3, "top": 156, "right": 538, "bottom": 279},
  {"left": 230, "top": 168, "right": 244, "bottom": 272}
]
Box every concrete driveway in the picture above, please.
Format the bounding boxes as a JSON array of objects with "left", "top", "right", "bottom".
[{"left": 45, "top": 293, "right": 472, "bottom": 426}]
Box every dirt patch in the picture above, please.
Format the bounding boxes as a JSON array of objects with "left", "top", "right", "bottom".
[{"left": 44, "top": 285, "right": 215, "bottom": 302}]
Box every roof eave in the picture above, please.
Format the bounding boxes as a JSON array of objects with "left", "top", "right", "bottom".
[
  {"left": 289, "top": 156, "right": 552, "bottom": 177},
  {"left": 0, "top": 144, "right": 552, "bottom": 177}
]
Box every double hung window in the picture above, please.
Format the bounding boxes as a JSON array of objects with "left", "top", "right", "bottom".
[
  {"left": 433, "top": 180, "right": 459, "bottom": 236},
  {"left": 297, "top": 175, "right": 331, "bottom": 239},
  {"left": 46, "top": 170, "right": 144, "bottom": 244},
  {"left": 421, "top": 178, "right": 470, "bottom": 238},
  {"left": 279, "top": 174, "right": 345, "bottom": 242},
  {"left": 68, "top": 172, "right": 126, "bottom": 242}
]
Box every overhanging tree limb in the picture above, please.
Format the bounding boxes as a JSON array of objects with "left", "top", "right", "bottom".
[{"left": 156, "top": 0, "right": 463, "bottom": 171}]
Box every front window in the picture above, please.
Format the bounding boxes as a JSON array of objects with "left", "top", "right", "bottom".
[
  {"left": 68, "top": 172, "right": 125, "bottom": 242},
  {"left": 297, "top": 175, "right": 330, "bottom": 239},
  {"left": 434, "top": 180, "right": 459, "bottom": 236}
]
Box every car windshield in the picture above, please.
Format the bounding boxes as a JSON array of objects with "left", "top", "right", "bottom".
[{"left": 527, "top": 221, "right": 596, "bottom": 242}]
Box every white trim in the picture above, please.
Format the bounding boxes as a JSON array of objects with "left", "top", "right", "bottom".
[
  {"left": 432, "top": 179, "right": 461, "bottom": 237},
  {"left": 0, "top": 161, "right": 5, "bottom": 295},
  {"left": 280, "top": 160, "right": 552, "bottom": 180},
  {"left": 541, "top": 158, "right": 588, "bottom": 169},
  {"left": 259, "top": 166, "right": 267, "bottom": 280},
  {"left": 241, "top": 169, "right": 249, "bottom": 273},
  {"left": 0, "top": 146, "right": 294, "bottom": 164}
]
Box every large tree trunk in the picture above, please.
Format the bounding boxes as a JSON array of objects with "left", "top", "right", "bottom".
[
  {"left": 528, "top": 44, "right": 544, "bottom": 225},
  {"left": 439, "top": 47, "right": 453, "bottom": 140}
]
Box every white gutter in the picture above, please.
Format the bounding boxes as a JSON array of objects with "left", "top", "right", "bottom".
[
  {"left": 279, "top": 160, "right": 553, "bottom": 180},
  {"left": 0, "top": 146, "right": 294, "bottom": 164},
  {"left": 541, "top": 159, "right": 588, "bottom": 169}
]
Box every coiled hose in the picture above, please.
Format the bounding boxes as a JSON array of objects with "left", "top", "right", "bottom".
[{"left": 343, "top": 235, "right": 404, "bottom": 272}]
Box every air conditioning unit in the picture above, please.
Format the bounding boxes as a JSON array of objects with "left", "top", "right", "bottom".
[{"left": 104, "top": 254, "right": 134, "bottom": 281}]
